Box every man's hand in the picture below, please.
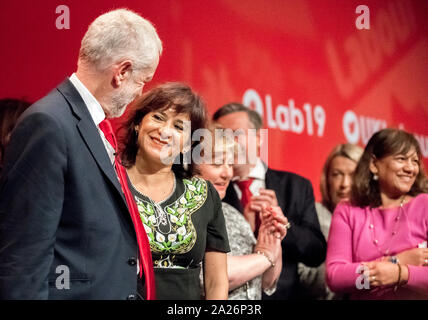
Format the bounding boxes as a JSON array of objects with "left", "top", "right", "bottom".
[{"left": 246, "top": 188, "right": 279, "bottom": 212}]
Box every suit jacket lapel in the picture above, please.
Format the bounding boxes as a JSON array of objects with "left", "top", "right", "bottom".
[
  {"left": 265, "top": 168, "right": 274, "bottom": 190},
  {"left": 57, "top": 79, "right": 127, "bottom": 205},
  {"left": 265, "top": 168, "right": 288, "bottom": 214}
]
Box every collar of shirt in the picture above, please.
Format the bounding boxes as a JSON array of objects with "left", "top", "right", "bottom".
[
  {"left": 232, "top": 158, "right": 267, "bottom": 200},
  {"left": 69, "top": 73, "right": 105, "bottom": 126},
  {"left": 248, "top": 158, "right": 267, "bottom": 181},
  {"left": 69, "top": 73, "right": 115, "bottom": 165}
]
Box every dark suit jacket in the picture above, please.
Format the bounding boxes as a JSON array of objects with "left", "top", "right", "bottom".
[
  {"left": 223, "top": 167, "right": 326, "bottom": 300},
  {"left": 0, "top": 79, "right": 139, "bottom": 299}
]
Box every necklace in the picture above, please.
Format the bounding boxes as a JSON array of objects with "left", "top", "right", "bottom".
[
  {"left": 149, "top": 198, "right": 172, "bottom": 234},
  {"left": 369, "top": 196, "right": 406, "bottom": 256},
  {"left": 130, "top": 171, "right": 176, "bottom": 235}
]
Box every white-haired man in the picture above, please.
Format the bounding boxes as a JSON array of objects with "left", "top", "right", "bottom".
[{"left": 0, "top": 9, "right": 162, "bottom": 299}]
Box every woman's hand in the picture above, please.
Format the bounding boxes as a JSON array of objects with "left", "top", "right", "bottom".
[
  {"left": 395, "top": 248, "right": 428, "bottom": 266},
  {"left": 255, "top": 223, "right": 280, "bottom": 262},
  {"left": 362, "top": 261, "right": 403, "bottom": 287},
  {"left": 261, "top": 206, "right": 289, "bottom": 241},
  {"left": 243, "top": 202, "right": 259, "bottom": 232},
  {"left": 255, "top": 223, "right": 283, "bottom": 291}
]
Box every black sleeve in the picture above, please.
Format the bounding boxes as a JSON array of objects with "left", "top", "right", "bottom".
[
  {"left": 205, "top": 181, "right": 230, "bottom": 253},
  {"left": 282, "top": 179, "right": 327, "bottom": 267},
  {"left": 0, "top": 112, "right": 67, "bottom": 299}
]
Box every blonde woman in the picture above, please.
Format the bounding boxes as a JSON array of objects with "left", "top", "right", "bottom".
[
  {"left": 196, "top": 125, "right": 287, "bottom": 299},
  {"left": 298, "top": 143, "right": 363, "bottom": 299}
]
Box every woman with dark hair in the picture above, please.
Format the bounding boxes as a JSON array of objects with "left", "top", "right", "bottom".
[
  {"left": 326, "top": 128, "right": 428, "bottom": 299},
  {"left": 298, "top": 143, "right": 363, "bottom": 300},
  {"left": 0, "top": 98, "right": 31, "bottom": 174},
  {"left": 120, "top": 82, "right": 230, "bottom": 300}
]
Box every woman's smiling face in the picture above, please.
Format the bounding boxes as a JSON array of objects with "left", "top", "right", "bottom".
[
  {"left": 136, "top": 108, "right": 190, "bottom": 166},
  {"left": 370, "top": 147, "right": 420, "bottom": 198}
]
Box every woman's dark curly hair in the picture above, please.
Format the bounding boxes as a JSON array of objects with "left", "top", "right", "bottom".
[
  {"left": 118, "top": 82, "right": 207, "bottom": 179},
  {"left": 351, "top": 128, "right": 428, "bottom": 208}
]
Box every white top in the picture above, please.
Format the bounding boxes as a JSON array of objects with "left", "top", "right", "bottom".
[
  {"left": 69, "top": 73, "right": 115, "bottom": 165},
  {"left": 233, "top": 158, "right": 267, "bottom": 199}
]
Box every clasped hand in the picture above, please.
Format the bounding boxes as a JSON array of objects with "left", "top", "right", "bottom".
[
  {"left": 243, "top": 188, "right": 288, "bottom": 240},
  {"left": 384, "top": 248, "right": 428, "bottom": 266},
  {"left": 360, "top": 261, "right": 399, "bottom": 287},
  {"left": 254, "top": 223, "right": 282, "bottom": 265}
]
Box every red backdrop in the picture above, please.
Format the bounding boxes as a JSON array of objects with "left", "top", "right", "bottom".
[{"left": 1, "top": 0, "right": 427, "bottom": 201}]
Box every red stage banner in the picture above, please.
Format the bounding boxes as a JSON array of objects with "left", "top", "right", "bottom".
[{"left": 1, "top": 0, "right": 427, "bottom": 200}]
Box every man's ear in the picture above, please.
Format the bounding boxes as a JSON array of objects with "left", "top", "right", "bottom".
[{"left": 112, "top": 60, "right": 133, "bottom": 87}]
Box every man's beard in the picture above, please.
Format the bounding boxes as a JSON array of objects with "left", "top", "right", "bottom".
[{"left": 108, "top": 85, "right": 138, "bottom": 118}]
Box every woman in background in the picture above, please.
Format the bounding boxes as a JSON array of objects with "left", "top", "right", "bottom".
[
  {"left": 120, "top": 83, "right": 230, "bottom": 299},
  {"left": 326, "top": 128, "right": 428, "bottom": 299},
  {"left": 196, "top": 124, "right": 288, "bottom": 299},
  {"left": 298, "top": 143, "right": 363, "bottom": 299},
  {"left": 0, "top": 98, "right": 31, "bottom": 175}
]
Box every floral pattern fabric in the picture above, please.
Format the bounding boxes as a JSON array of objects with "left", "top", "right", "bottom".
[
  {"left": 135, "top": 178, "right": 207, "bottom": 260},
  {"left": 129, "top": 174, "right": 230, "bottom": 299},
  {"left": 221, "top": 202, "right": 263, "bottom": 300}
]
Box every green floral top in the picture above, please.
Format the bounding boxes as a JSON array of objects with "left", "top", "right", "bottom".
[{"left": 129, "top": 175, "right": 230, "bottom": 300}]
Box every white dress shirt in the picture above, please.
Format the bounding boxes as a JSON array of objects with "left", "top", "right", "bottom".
[{"left": 69, "top": 73, "right": 116, "bottom": 165}]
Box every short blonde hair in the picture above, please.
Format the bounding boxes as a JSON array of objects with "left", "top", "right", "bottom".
[
  {"left": 320, "top": 143, "right": 363, "bottom": 212},
  {"left": 194, "top": 122, "right": 238, "bottom": 172},
  {"left": 210, "top": 123, "right": 237, "bottom": 158}
]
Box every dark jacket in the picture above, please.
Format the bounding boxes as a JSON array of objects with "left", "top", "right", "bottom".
[
  {"left": 223, "top": 167, "right": 326, "bottom": 299},
  {"left": 0, "top": 79, "right": 139, "bottom": 299}
]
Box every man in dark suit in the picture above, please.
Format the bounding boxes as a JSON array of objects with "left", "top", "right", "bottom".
[
  {"left": 213, "top": 103, "right": 326, "bottom": 299},
  {"left": 0, "top": 9, "right": 162, "bottom": 299}
]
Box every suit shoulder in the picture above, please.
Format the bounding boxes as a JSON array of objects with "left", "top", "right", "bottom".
[
  {"left": 29, "top": 87, "right": 69, "bottom": 115},
  {"left": 267, "top": 168, "right": 312, "bottom": 186},
  {"left": 19, "top": 87, "right": 74, "bottom": 130}
]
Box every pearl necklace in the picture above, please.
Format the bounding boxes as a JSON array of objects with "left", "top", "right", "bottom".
[{"left": 369, "top": 196, "right": 405, "bottom": 257}]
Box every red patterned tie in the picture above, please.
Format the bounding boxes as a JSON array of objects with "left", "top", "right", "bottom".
[
  {"left": 99, "top": 119, "right": 155, "bottom": 300},
  {"left": 236, "top": 178, "right": 261, "bottom": 233},
  {"left": 236, "top": 178, "right": 254, "bottom": 209}
]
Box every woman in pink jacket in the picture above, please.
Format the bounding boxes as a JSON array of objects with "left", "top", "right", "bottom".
[{"left": 326, "top": 128, "right": 428, "bottom": 299}]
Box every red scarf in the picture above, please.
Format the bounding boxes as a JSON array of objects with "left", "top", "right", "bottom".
[{"left": 99, "top": 119, "right": 155, "bottom": 300}]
